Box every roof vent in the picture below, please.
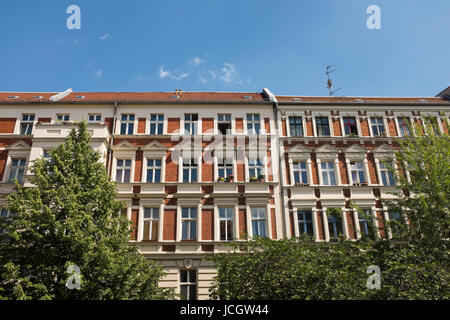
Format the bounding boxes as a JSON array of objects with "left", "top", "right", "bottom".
[
  {"left": 292, "top": 98, "right": 302, "bottom": 102},
  {"left": 418, "top": 99, "right": 429, "bottom": 103},
  {"left": 33, "top": 95, "right": 43, "bottom": 99},
  {"left": 353, "top": 99, "right": 365, "bottom": 103},
  {"left": 75, "top": 95, "right": 85, "bottom": 99},
  {"left": 8, "top": 95, "right": 19, "bottom": 99},
  {"left": 171, "top": 95, "right": 180, "bottom": 99},
  {"left": 243, "top": 95, "right": 253, "bottom": 100}
]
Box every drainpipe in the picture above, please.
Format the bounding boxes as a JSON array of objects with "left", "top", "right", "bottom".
[
  {"left": 263, "top": 88, "right": 287, "bottom": 239},
  {"left": 108, "top": 101, "right": 118, "bottom": 179}
]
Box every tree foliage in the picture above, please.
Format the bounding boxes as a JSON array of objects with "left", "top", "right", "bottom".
[
  {"left": 0, "top": 121, "right": 174, "bottom": 300},
  {"left": 209, "top": 122, "right": 449, "bottom": 300}
]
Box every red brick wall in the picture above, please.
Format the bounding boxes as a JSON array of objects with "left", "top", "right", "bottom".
[
  {"left": 311, "top": 154, "right": 319, "bottom": 185},
  {"left": 271, "top": 208, "right": 277, "bottom": 239},
  {"left": 367, "top": 153, "right": 379, "bottom": 184},
  {"left": 130, "top": 209, "right": 139, "bottom": 240},
  {"left": 134, "top": 150, "right": 143, "bottom": 182},
  {"left": 338, "top": 154, "right": 348, "bottom": 184},
  {"left": 163, "top": 209, "right": 176, "bottom": 240},
  {"left": 387, "top": 118, "right": 397, "bottom": 136},
  {"left": 37, "top": 117, "right": 51, "bottom": 123},
  {"left": 264, "top": 118, "right": 270, "bottom": 134},
  {"left": 137, "top": 118, "right": 146, "bottom": 134},
  {"left": 235, "top": 118, "right": 243, "bottom": 133},
  {"left": 167, "top": 118, "right": 180, "bottom": 133},
  {"left": 236, "top": 162, "right": 245, "bottom": 182},
  {"left": 360, "top": 118, "right": 370, "bottom": 136},
  {"left": 239, "top": 209, "right": 246, "bottom": 238},
  {"left": 376, "top": 211, "right": 386, "bottom": 239},
  {"left": 442, "top": 118, "right": 448, "bottom": 134},
  {"left": 289, "top": 211, "right": 295, "bottom": 238},
  {"left": 316, "top": 211, "right": 325, "bottom": 240},
  {"left": 104, "top": 117, "right": 114, "bottom": 134},
  {"left": 0, "top": 118, "right": 16, "bottom": 133},
  {"left": 346, "top": 212, "right": 356, "bottom": 239},
  {"left": 281, "top": 119, "right": 287, "bottom": 136},
  {"left": 267, "top": 150, "right": 273, "bottom": 182},
  {"left": 306, "top": 118, "right": 314, "bottom": 136},
  {"left": 202, "top": 118, "right": 214, "bottom": 134},
  {"left": 165, "top": 151, "right": 178, "bottom": 182},
  {"left": 332, "top": 118, "right": 342, "bottom": 136},
  {"left": 202, "top": 159, "right": 213, "bottom": 182},
  {"left": 0, "top": 150, "right": 8, "bottom": 180},
  {"left": 202, "top": 209, "right": 213, "bottom": 240}
]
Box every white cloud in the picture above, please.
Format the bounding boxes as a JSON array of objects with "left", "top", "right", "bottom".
[
  {"left": 220, "top": 63, "right": 238, "bottom": 83},
  {"left": 95, "top": 69, "right": 103, "bottom": 78},
  {"left": 137, "top": 75, "right": 145, "bottom": 81},
  {"left": 100, "top": 33, "right": 109, "bottom": 40},
  {"left": 159, "top": 66, "right": 171, "bottom": 79},
  {"left": 187, "top": 57, "right": 205, "bottom": 67}
]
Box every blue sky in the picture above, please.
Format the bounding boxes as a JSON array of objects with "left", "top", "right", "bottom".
[{"left": 0, "top": 0, "right": 449, "bottom": 97}]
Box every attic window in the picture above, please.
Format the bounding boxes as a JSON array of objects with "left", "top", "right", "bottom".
[
  {"left": 243, "top": 96, "right": 253, "bottom": 100},
  {"left": 418, "top": 99, "right": 429, "bottom": 103},
  {"left": 75, "top": 96, "right": 85, "bottom": 99},
  {"left": 33, "top": 96, "right": 43, "bottom": 99},
  {"left": 8, "top": 95, "right": 19, "bottom": 99},
  {"left": 170, "top": 95, "right": 180, "bottom": 99},
  {"left": 292, "top": 98, "right": 302, "bottom": 102},
  {"left": 353, "top": 99, "right": 365, "bottom": 103}
]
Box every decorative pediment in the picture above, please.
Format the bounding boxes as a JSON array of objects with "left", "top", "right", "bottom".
[
  {"left": 6, "top": 140, "right": 31, "bottom": 150},
  {"left": 286, "top": 144, "right": 311, "bottom": 153},
  {"left": 142, "top": 140, "right": 169, "bottom": 151},
  {"left": 111, "top": 140, "right": 137, "bottom": 151},
  {"left": 344, "top": 144, "right": 367, "bottom": 153},
  {"left": 315, "top": 144, "right": 339, "bottom": 154},
  {"left": 373, "top": 144, "right": 396, "bottom": 154}
]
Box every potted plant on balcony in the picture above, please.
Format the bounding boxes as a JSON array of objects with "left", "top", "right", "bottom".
[
  {"left": 225, "top": 175, "right": 234, "bottom": 182},
  {"left": 217, "top": 177, "right": 225, "bottom": 182},
  {"left": 258, "top": 174, "right": 265, "bottom": 182},
  {"left": 250, "top": 176, "right": 258, "bottom": 182}
]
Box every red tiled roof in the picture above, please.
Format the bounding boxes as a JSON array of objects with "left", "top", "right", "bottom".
[
  {"left": 0, "top": 91, "right": 268, "bottom": 103},
  {"left": 276, "top": 96, "right": 450, "bottom": 105}
]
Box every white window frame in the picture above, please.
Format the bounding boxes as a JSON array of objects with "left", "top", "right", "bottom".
[
  {"left": 144, "top": 158, "right": 162, "bottom": 183},
  {"left": 349, "top": 161, "right": 367, "bottom": 185},
  {"left": 7, "top": 158, "right": 27, "bottom": 183},
  {"left": 119, "top": 113, "right": 135, "bottom": 135},
  {"left": 20, "top": 114, "right": 35, "bottom": 135},
  {"left": 184, "top": 113, "right": 198, "bottom": 135},
  {"left": 56, "top": 114, "right": 70, "bottom": 122},
  {"left": 141, "top": 207, "right": 159, "bottom": 241},
  {"left": 149, "top": 114, "right": 164, "bottom": 135},
  {"left": 179, "top": 269, "right": 197, "bottom": 300},
  {"left": 250, "top": 207, "right": 267, "bottom": 237},
  {"left": 292, "top": 161, "right": 309, "bottom": 185},
  {"left": 247, "top": 157, "right": 264, "bottom": 180},
  {"left": 319, "top": 161, "right": 337, "bottom": 186},
  {"left": 217, "top": 114, "right": 232, "bottom": 135},
  {"left": 181, "top": 207, "right": 197, "bottom": 240},
  {"left": 88, "top": 114, "right": 102, "bottom": 124},
  {"left": 218, "top": 207, "right": 234, "bottom": 241},
  {"left": 369, "top": 116, "right": 387, "bottom": 137},
  {"left": 296, "top": 209, "right": 315, "bottom": 237},
  {"left": 246, "top": 113, "right": 261, "bottom": 135},
  {"left": 287, "top": 115, "right": 304, "bottom": 137},
  {"left": 313, "top": 115, "right": 333, "bottom": 137}
]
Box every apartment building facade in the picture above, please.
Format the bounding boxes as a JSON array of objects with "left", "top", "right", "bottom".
[{"left": 0, "top": 88, "right": 449, "bottom": 299}]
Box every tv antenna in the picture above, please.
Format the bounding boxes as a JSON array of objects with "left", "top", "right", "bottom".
[{"left": 325, "top": 65, "right": 343, "bottom": 96}]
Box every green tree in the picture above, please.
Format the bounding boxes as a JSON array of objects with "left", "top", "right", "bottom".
[
  {"left": 0, "top": 121, "right": 174, "bottom": 300},
  {"left": 209, "top": 121, "right": 449, "bottom": 300}
]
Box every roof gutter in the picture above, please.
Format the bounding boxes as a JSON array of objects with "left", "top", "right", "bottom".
[{"left": 263, "top": 88, "right": 287, "bottom": 239}]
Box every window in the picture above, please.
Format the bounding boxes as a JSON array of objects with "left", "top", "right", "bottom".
[
  {"left": 217, "top": 158, "right": 233, "bottom": 179},
  {"left": 327, "top": 214, "right": 342, "bottom": 240},
  {"left": 424, "top": 116, "right": 440, "bottom": 135},
  {"left": 397, "top": 117, "right": 411, "bottom": 136},
  {"left": 251, "top": 208, "right": 267, "bottom": 237},
  {"left": 56, "top": 114, "right": 70, "bottom": 122},
  {"left": 370, "top": 117, "right": 385, "bottom": 136},
  {"left": 180, "top": 270, "right": 197, "bottom": 300},
  {"left": 293, "top": 162, "right": 308, "bottom": 184},
  {"left": 182, "top": 159, "right": 198, "bottom": 183},
  {"left": 88, "top": 114, "right": 101, "bottom": 124},
  {"left": 146, "top": 159, "right": 161, "bottom": 183},
  {"left": 143, "top": 208, "right": 159, "bottom": 240},
  {"left": 248, "top": 158, "right": 263, "bottom": 180},
  {"left": 43, "top": 150, "right": 51, "bottom": 161},
  {"left": 358, "top": 209, "right": 375, "bottom": 239},
  {"left": 181, "top": 208, "right": 197, "bottom": 240},
  {"left": 150, "top": 114, "right": 164, "bottom": 135},
  {"left": 247, "top": 114, "right": 261, "bottom": 134},
  {"left": 1, "top": 208, "right": 14, "bottom": 219},
  {"left": 8, "top": 159, "right": 26, "bottom": 183},
  {"left": 388, "top": 211, "right": 404, "bottom": 238},
  {"left": 115, "top": 159, "right": 131, "bottom": 183},
  {"left": 315, "top": 117, "right": 330, "bottom": 136},
  {"left": 289, "top": 117, "right": 303, "bottom": 136},
  {"left": 321, "top": 162, "right": 336, "bottom": 186},
  {"left": 297, "top": 210, "right": 314, "bottom": 237},
  {"left": 219, "top": 208, "right": 233, "bottom": 241},
  {"left": 343, "top": 117, "right": 358, "bottom": 136},
  {"left": 184, "top": 114, "right": 198, "bottom": 135},
  {"left": 20, "top": 114, "right": 35, "bottom": 135},
  {"left": 379, "top": 162, "right": 395, "bottom": 186},
  {"left": 350, "top": 161, "right": 366, "bottom": 184},
  {"left": 218, "top": 114, "right": 231, "bottom": 134},
  {"left": 120, "top": 114, "right": 135, "bottom": 135}
]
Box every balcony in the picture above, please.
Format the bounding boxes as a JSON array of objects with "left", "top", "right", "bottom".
[
  {"left": 214, "top": 183, "right": 238, "bottom": 194},
  {"left": 33, "top": 123, "right": 110, "bottom": 140}
]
